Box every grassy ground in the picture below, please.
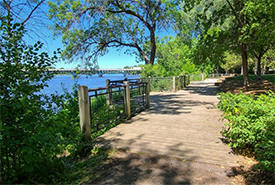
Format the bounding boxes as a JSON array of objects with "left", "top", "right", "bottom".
[
  {"left": 234, "top": 74, "right": 275, "bottom": 83},
  {"left": 60, "top": 146, "right": 113, "bottom": 184}
]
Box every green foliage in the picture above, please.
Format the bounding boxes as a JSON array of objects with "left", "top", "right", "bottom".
[
  {"left": 150, "top": 78, "right": 174, "bottom": 92},
  {"left": 0, "top": 15, "right": 84, "bottom": 183},
  {"left": 156, "top": 38, "right": 198, "bottom": 76},
  {"left": 189, "top": 74, "right": 204, "bottom": 81},
  {"left": 91, "top": 92, "right": 124, "bottom": 133},
  {"left": 262, "top": 49, "right": 275, "bottom": 69},
  {"left": 140, "top": 64, "right": 166, "bottom": 77},
  {"left": 221, "top": 52, "right": 242, "bottom": 73},
  {"left": 51, "top": 87, "right": 84, "bottom": 156},
  {"left": 48, "top": 0, "right": 179, "bottom": 64},
  {"left": 221, "top": 52, "right": 255, "bottom": 73},
  {"left": 140, "top": 37, "right": 201, "bottom": 78},
  {"left": 182, "top": 0, "right": 275, "bottom": 84},
  {"left": 0, "top": 15, "right": 57, "bottom": 182},
  {"left": 218, "top": 92, "right": 275, "bottom": 172},
  {"left": 233, "top": 74, "right": 275, "bottom": 83},
  {"left": 61, "top": 146, "right": 110, "bottom": 184}
]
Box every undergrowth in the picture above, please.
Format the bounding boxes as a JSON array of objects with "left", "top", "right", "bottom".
[{"left": 218, "top": 91, "right": 275, "bottom": 172}]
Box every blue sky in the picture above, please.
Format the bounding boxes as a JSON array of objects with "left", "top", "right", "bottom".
[
  {"left": 21, "top": 1, "right": 175, "bottom": 69},
  {"left": 37, "top": 29, "right": 140, "bottom": 69},
  {"left": 39, "top": 34, "right": 138, "bottom": 69},
  {"left": 38, "top": 26, "right": 174, "bottom": 70}
]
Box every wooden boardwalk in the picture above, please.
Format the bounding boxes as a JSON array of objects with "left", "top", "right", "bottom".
[{"left": 93, "top": 80, "right": 239, "bottom": 185}]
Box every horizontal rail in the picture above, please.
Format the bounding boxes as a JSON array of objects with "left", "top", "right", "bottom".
[{"left": 88, "top": 82, "right": 146, "bottom": 98}]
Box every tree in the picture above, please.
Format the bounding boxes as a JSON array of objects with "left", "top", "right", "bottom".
[
  {"left": 177, "top": 1, "right": 230, "bottom": 74},
  {"left": 221, "top": 52, "right": 242, "bottom": 73},
  {"left": 243, "top": 0, "right": 275, "bottom": 79},
  {"left": 48, "top": 0, "right": 178, "bottom": 65},
  {"left": 156, "top": 37, "right": 197, "bottom": 76},
  {"left": 0, "top": 0, "right": 49, "bottom": 40},
  {"left": 183, "top": 0, "right": 274, "bottom": 86},
  {"left": 262, "top": 49, "right": 275, "bottom": 73}
]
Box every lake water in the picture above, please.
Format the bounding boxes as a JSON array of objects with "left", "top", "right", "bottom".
[{"left": 42, "top": 74, "right": 140, "bottom": 95}]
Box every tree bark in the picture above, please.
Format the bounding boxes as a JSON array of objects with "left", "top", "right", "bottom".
[
  {"left": 256, "top": 55, "right": 263, "bottom": 80},
  {"left": 241, "top": 44, "right": 249, "bottom": 86},
  {"left": 149, "top": 28, "right": 156, "bottom": 65}
]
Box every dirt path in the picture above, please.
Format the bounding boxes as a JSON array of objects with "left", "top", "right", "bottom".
[{"left": 91, "top": 79, "right": 239, "bottom": 185}]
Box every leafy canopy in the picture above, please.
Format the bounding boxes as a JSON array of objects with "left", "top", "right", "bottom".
[{"left": 48, "top": 0, "right": 179, "bottom": 65}]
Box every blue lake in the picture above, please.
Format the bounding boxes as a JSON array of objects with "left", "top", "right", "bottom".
[{"left": 42, "top": 74, "right": 140, "bottom": 95}]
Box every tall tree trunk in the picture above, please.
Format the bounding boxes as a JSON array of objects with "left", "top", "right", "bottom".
[
  {"left": 256, "top": 54, "right": 263, "bottom": 80},
  {"left": 241, "top": 44, "right": 249, "bottom": 86},
  {"left": 149, "top": 29, "right": 156, "bottom": 65}
]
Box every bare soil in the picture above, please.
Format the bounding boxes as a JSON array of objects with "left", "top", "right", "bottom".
[
  {"left": 219, "top": 77, "right": 275, "bottom": 95},
  {"left": 229, "top": 156, "right": 275, "bottom": 185}
]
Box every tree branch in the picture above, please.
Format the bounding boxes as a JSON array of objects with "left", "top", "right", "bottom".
[
  {"left": 21, "top": 0, "right": 45, "bottom": 25},
  {"left": 225, "top": 0, "right": 243, "bottom": 26},
  {"left": 107, "top": 1, "right": 152, "bottom": 30}
]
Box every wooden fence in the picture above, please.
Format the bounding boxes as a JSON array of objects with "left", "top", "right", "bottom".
[
  {"left": 78, "top": 78, "right": 150, "bottom": 138},
  {"left": 77, "top": 74, "right": 211, "bottom": 138}
]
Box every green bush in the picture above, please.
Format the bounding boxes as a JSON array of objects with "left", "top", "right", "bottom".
[
  {"left": 218, "top": 92, "right": 275, "bottom": 172},
  {"left": 0, "top": 15, "right": 83, "bottom": 183}
]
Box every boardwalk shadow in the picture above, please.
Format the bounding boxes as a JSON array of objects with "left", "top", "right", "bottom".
[
  {"left": 92, "top": 135, "right": 224, "bottom": 185},
  {"left": 92, "top": 136, "right": 197, "bottom": 185},
  {"left": 185, "top": 84, "right": 220, "bottom": 96},
  {"left": 149, "top": 93, "right": 216, "bottom": 115},
  {"left": 87, "top": 83, "right": 229, "bottom": 184}
]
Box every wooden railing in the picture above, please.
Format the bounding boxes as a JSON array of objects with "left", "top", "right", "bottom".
[
  {"left": 78, "top": 78, "right": 150, "bottom": 138},
  {"left": 77, "top": 74, "right": 216, "bottom": 138}
]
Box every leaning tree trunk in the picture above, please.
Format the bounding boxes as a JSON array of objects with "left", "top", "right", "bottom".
[{"left": 240, "top": 44, "right": 249, "bottom": 87}]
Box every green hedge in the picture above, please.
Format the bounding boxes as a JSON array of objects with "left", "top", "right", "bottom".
[{"left": 218, "top": 92, "right": 275, "bottom": 172}]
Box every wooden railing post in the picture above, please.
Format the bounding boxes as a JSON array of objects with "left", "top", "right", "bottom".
[
  {"left": 179, "top": 76, "right": 183, "bottom": 90},
  {"left": 184, "top": 75, "right": 187, "bottom": 87},
  {"left": 173, "top": 76, "right": 176, "bottom": 92},
  {"left": 123, "top": 80, "right": 131, "bottom": 119},
  {"left": 78, "top": 86, "right": 91, "bottom": 139},
  {"left": 145, "top": 78, "right": 150, "bottom": 109},
  {"left": 139, "top": 79, "right": 143, "bottom": 95},
  {"left": 106, "top": 79, "right": 112, "bottom": 106}
]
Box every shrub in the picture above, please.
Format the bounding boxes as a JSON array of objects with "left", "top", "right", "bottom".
[
  {"left": 218, "top": 92, "right": 275, "bottom": 172},
  {"left": 0, "top": 15, "right": 83, "bottom": 183}
]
